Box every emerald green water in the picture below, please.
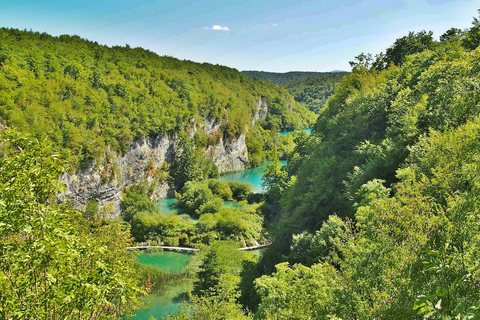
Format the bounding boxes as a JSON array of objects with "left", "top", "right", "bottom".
[
  {"left": 136, "top": 251, "right": 192, "bottom": 272},
  {"left": 279, "top": 128, "right": 312, "bottom": 135},
  {"left": 134, "top": 251, "right": 193, "bottom": 319},
  {"left": 217, "top": 160, "right": 287, "bottom": 193},
  {"left": 135, "top": 281, "right": 193, "bottom": 319},
  {"left": 142, "top": 161, "right": 283, "bottom": 319},
  {"left": 157, "top": 198, "right": 180, "bottom": 216}
]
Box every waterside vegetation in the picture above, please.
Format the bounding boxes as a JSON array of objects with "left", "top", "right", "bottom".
[
  {"left": 165, "top": 11, "right": 480, "bottom": 320},
  {"left": 2, "top": 10, "right": 480, "bottom": 320}
]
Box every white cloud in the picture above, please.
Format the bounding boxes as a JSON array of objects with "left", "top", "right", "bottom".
[{"left": 204, "top": 25, "right": 230, "bottom": 31}]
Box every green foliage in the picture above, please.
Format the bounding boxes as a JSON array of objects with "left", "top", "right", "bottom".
[
  {"left": 461, "top": 10, "right": 480, "bottom": 50},
  {"left": 255, "top": 120, "right": 480, "bottom": 319},
  {"left": 163, "top": 12, "right": 480, "bottom": 320},
  {"left": 383, "top": 30, "right": 436, "bottom": 67},
  {"left": 171, "top": 131, "right": 204, "bottom": 189},
  {"left": 175, "top": 180, "right": 222, "bottom": 217},
  {"left": 283, "top": 73, "right": 346, "bottom": 114},
  {"left": 0, "top": 129, "right": 145, "bottom": 319},
  {"left": 242, "top": 70, "right": 348, "bottom": 85},
  {"left": 255, "top": 262, "right": 344, "bottom": 319},
  {"left": 84, "top": 198, "right": 100, "bottom": 221},
  {"left": 193, "top": 241, "right": 256, "bottom": 296},
  {"left": 262, "top": 158, "right": 295, "bottom": 204},
  {"left": 123, "top": 179, "right": 262, "bottom": 246},
  {"left": 130, "top": 211, "right": 193, "bottom": 244},
  {"left": 228, "top": 181, "right": 254, "bottom": 201},
  {"left": 121, "top": 182, "right": 160, "bottom": 222},
  {"left": 207, "top": 179, "right": 233, "bottom": 200},
  {"left": 0, "top": 28, "right": 313, "bottom": 169},
  {"left": 165, "top": 274, "right": 252, "bottom": 320},
  {"left": 246, "top": 125, "right": 272, "bottom": 167},
  {"left": 287, "top": 215, "right": 351, "bottom": 267},
  {"left": 281, "top": 28, "right": 480, "bottom": 234},
  {"left": 212, "top": 207, "right": 264, "bottom": 243}
]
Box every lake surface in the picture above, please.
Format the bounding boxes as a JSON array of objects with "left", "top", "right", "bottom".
[
  {"left": 134, "top": 251, "right": 194, "bottom": 319},
  {"left": 156, "top": 198, "right": 180, "bottom": 216},
  {"left": 143, "top": 160, "right": 283, "bottom": 318},
  {"left": 136, "top": 251, "right": 192, "bottom": 272},
  {"left": 279, "top": 128, "right": 312, "bottom": 135},
  {"left": 135, "top": 281, "right": 193, "bottom": 319},
  {"left": 217, "top": 160, "right": 287, "bottom": 193}
]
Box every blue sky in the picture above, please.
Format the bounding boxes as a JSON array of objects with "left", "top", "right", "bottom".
[{"left": 1, "top": 0, "right": 478, "bottom": 72}]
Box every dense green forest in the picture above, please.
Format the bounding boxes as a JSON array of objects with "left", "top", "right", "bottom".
[
  {"left": 243, "top": 70, "right": 347, "bottom": 114},
  {"left": 0, "top": 28, "right": 313, "bottom": 319},
  {"left": 242, "top": 70, "right": 347, "bottom": 85},
  {"left": 283, "top": 74, "right": 346, "bottom": 113},
  {"left": 3, "top": 10, "right": 480, "bottom": 320},
  {"left": 0, "top": 28, "right": 315, "bottom": 168},
  {"left": 0, "top": 129, "right": 146, "bottom": 318},
  {"left": 166, "top": 12, "right": 480, "bottom": 320}
]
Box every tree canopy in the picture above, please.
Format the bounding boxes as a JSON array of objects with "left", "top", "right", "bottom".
[
  {"left": 0, "top": 129, "right": 145, "bottom": 319},
  {"left": 0, "top": 28, "right": 315, "bottom": 168}
]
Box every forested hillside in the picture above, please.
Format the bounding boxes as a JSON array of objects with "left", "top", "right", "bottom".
[
  {"left": 166, "top": 11, "right": 480, "bottom": 320},
  {"left": 283, "top": 73, "right": 346, "bottom": 113},
  {"left": 0, "top": 28, "right": 315, "bottom": 169},
  {"left": 242, "top": 70, "right": 346, "bottom": 85},
  {"left": 3, "top": 10, "right": 480, "bottom": 320},
  {"left": 243, "top": 70, "right": 347, "bottom": 115}
]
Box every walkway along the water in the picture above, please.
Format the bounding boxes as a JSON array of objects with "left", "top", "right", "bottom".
[{"left": 126, "top": 242, "right": 272, "bottom": 252}]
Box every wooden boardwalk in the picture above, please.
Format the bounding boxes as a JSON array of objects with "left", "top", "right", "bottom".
[
  {"left": 127, "top": 242, "right": 272, "bottom": 252},
  {"left": 238, "top": 243, "right": 272, "bottom": 251},
  {"left": 126, "top": 246, "right": 198, "bottom": 252}
]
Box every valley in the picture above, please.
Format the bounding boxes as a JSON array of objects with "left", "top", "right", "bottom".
[{"left": 2, "top": 9, "right": 480, "bottom": 319}]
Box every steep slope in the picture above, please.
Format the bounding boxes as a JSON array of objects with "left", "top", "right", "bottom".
[
  {"left": 0, "top": 28, "right": 316, "bottom": 215},
  {"left": 282, "top": 32, "right": 480, "bottom": 231},
  {"left": 283, "top": 74, "right": 346, "bottom": 113},
  {"left": 242, "top": 70, "right": 347, "bottom": 85}
]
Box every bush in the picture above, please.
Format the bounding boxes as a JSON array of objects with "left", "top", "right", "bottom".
[
  {"left": 228, "top": 181, "right": 253, "bottom": 201},
  {"left": 207, "top": 180, "right": 233, "bottom": 200}
]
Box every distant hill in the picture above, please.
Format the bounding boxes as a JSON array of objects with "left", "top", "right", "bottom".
[
  {"left": 283, "top": 74, "right": 346, "bottom": 113},
  {"left": 0, "top": 28, "right": 316, "bottom": 168},
  {"left": 242, "top": 70, "right": 348, "bottom": 113},
  {"left": 242, "top": 70, "right": 348, "bottom": 85}
]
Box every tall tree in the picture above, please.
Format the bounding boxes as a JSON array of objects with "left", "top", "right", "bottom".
[{"left": 0, "top": 129, "right": 145, "bottom": 319}]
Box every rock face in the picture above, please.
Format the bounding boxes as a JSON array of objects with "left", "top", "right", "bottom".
[
  {"left": 210, "top": 134, "right": 248, "bottom": 172},
  {"left": 60, "top": 98, "right": 268, "bottom": 217},
  {"left": 252, "top": 97, "right": 268, "bottom": 124},
  {"left": 59, "top": 121, "right": 250, "bottom": 217}
]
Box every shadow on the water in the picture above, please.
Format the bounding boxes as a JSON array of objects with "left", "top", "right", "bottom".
[{"left": 171, "top": 291, "right": 190, "bottom": 304}]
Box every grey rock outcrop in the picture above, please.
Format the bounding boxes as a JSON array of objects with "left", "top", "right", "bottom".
[
  {"left": 60, "top": 98, "right": 266, "bottom": 217},
  {"left": 252, "top": 97, "right": 268, "bottom": 125},
  {"left": 60, "top": 126, "right": 249, "bottom": 217}
]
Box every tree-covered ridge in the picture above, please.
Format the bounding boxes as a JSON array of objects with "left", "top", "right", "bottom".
[
  {"left": 282, "top": 22, "right": 480, "bottom": 233},
  {"left": 0, "top": 28, "right": 315, "bottom": 168},
  {"left": 242, "top": 70, "right": 347, "bottom": 85},
  {"left": 163, "top": 12, "right": 480, "bottom": 320},
  {"left": 283, "top": 73, "right": 346, "bottom": 113}
]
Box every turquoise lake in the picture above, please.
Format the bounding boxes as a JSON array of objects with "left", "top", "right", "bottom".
[
  {"left": 136, "top": 158, "right": 282, "bottom": 319},
  {"left": 217, "top": 160, "right": 287, "bottom": 193},
  {"left": 279, "top": 128, "right": 312, "bottom": 135},
  {"left": 134, "top": 251, "right": 194, "bottom": 319}
]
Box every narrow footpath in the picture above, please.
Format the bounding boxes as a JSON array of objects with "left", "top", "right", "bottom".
[{"left": 127, "top": 242, "right": 272, "bottom": 252}]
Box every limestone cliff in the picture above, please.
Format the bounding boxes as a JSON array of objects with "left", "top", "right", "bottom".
[{"left": 59, "top": 98, "right": 267, "bottom": 217}]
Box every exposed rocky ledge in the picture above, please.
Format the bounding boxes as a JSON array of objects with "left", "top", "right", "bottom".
[
  {"left": 59, "top": 123, "right": 249, "bottom": 217},
  {"left": 59, "top": 98, "right": 267, "bottom": 217}
]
